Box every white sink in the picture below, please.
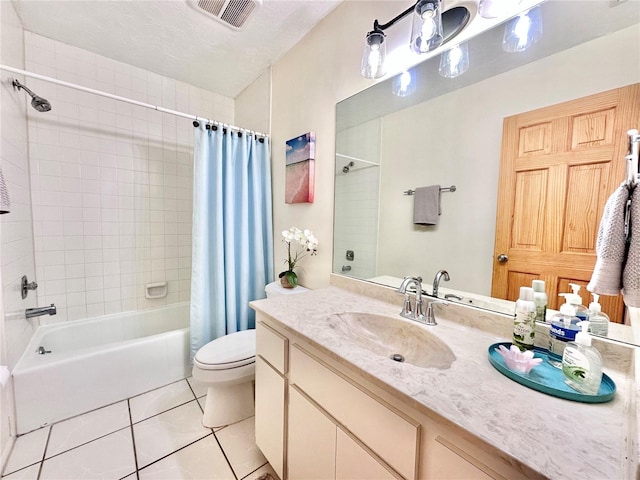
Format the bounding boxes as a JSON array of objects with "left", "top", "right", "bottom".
[{"left": 322, "top": 312, "right": 456, "bottom": 369}]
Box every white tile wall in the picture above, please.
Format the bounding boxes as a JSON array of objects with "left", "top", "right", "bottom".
[
  {"left": 0, "top": 0, "right": 36, "bottom": 463},
  {"left": 24, "top": 33, "right": 235, "bottom": 323},
  {"left": 333, "top": 119, "right": 381, "bottom": 279}
]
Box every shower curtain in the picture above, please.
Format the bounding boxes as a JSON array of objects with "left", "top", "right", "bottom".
[{"left": 190, "top": 124, "right": 273, "bottom": 360}]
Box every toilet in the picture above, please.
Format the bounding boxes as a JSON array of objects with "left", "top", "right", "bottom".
[{"left": 192, "top": 281, "right": 308, "bottom": 427}]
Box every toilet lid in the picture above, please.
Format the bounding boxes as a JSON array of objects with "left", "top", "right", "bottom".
[{"left": 194, "top": 329, "right": 256, "bottom": 370}]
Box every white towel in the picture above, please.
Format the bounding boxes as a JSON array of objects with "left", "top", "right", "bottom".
[
  {"left": 413, "top": 185, "right": 441, "bottom": 226},
  {"left": 623, "top": 185, "right": 640, "bottom": 307},
  {"left": 587, "top": 181, "right": 631, "bottom": 295}
]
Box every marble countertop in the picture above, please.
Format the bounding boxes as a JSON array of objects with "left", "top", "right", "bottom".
[{"left": 251, "top": 286, "right": 636, "bottom": 480}]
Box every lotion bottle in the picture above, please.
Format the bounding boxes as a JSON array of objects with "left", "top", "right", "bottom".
[
  {"left": 562, "top": 321, "right": 603, "bottom": 395},
  {"left": 513, "top": 286, "right": 536, "bottom": 351},
  {"left": 532, "top": 279, "right": 548, "bottom": 323},
  {"left": 588, "top": 294, "right": 610, "bottom": 337}
]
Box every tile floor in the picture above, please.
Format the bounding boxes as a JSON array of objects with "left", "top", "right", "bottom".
[{"left": 1, "top": 378, "right": 277, "bottom": 480}]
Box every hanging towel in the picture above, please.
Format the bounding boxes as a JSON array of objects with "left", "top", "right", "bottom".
[
  {"left": 587, "top": 181, "right": 632, "bottom": 295},
  {"left": 413, "top": 185, "right": 441, "bottom": 225},
  {"left": 623, "top": 184, "right": 640, "bottom": 307},
  {"left": 0, "top": 168, "right": 10, "bottom": 214}
]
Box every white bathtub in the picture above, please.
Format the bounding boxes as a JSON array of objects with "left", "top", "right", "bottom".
[{"left": 13, "top": 302, "right": 191, "bottom": 434}]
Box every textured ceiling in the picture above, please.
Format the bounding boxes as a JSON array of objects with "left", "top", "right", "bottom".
[{"left": 11, "top": 0, "right": 342, "bottom": 98}]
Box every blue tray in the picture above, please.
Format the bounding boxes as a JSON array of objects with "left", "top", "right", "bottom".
[{"left": 488, "top": 342, "right": 616, "bottom": 403}]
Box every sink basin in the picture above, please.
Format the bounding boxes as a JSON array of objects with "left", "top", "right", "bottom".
[{"left": 321, "top": 312, "right": 456, "bottom": 369}]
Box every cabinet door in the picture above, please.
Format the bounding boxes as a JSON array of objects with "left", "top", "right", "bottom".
[
  {"left": 288, "top": 386, "right": 336, "bottom": 480},
  {"left": 336, "top": 428, "right": 397, "bottom": 480},
  {"left": 255, "top": 356, "right": 286, "bottom": 479},
  {"left": 425, "top": 436, "right": 495, "bottom": 480}
]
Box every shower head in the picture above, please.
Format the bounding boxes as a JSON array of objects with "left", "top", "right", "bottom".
[
  {"left": 12, "top": 79, "right": 52, "bottom": 112},
  {"left": 342, "top": 161, "right": 355, "bottom": 174}
]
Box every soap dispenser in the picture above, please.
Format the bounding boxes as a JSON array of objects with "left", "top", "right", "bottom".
[
  {"left": 531, "top": 279, "right": 548, "bottom": 323},
  {"left": 588, "top": 294, "right": 610, "bottom": 337},
  {"left": 562, "top": 321, "right": 603, "bottom": 395},
  {"left": 548, "top": 295, "right": 581, "bottom": 368},
  {"left": 567, "top": 283, "right": 589, "bottom": 322}
]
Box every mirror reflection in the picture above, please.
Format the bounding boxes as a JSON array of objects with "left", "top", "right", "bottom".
[{"left": 333, "top": 0, "right": 640, "bottom": 344}]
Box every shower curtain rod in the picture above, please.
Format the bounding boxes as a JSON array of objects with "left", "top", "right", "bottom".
[{"left": 0, "top": 64, "right": 269, "bottom": 138}]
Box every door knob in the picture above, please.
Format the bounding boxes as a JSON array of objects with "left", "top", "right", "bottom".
[{"left": 497, "top": 254, "right": 509, "bottom": 263}]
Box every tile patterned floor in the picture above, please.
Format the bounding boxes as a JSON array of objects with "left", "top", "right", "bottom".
[{"left": 2, "top": 378, "right": 277, "bottom": 480}]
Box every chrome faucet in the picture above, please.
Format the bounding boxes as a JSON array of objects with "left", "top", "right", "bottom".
[
  {"left": 25, "top": 304, "right": 56, "bottom": 319},
  {"left": 432, "top": 270, "right": 450, "bottom": 297},
  {"left": 397, "top": 276, "right": 424, "bottom": 321},
  {"left": 425, "top": 299, "right": 448, "bottom": 326}
]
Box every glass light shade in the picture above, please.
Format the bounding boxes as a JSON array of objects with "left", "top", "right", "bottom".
[
  {"left": 392, "top": 70, "right": 416, "bottom": 97},
  {"left": 439, "top": 43, "right": 469, "bottom": 78},
  {"left": 502, "top": 6, "right": 543, "bottom": 53},
  {"left": 361, "top": 31, "right": 387, "bottom": 79},
  {"left": 410, "top": 0, "right": 443, "bottom": 54},
  {"left": 478, "top": 0, "right": 519, "bottom": 19}
]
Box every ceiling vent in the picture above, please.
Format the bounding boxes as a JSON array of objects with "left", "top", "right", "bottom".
[{"left": 188, "top": 0, "right": 261, "bottom": 30}]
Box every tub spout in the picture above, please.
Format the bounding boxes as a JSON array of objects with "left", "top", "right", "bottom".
[{"left": 25, "top": 304, "right": 56, "bottom": 319}]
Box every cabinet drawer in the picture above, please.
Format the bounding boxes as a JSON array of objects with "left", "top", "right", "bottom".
[
  {"left": 256, "top": 320, "right": 288, "bottom": 374},
  {"left": 290, "top": 345, "right": 419, "bottom": 480}
]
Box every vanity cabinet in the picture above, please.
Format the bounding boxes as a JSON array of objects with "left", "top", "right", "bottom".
[
  {"left": 255, "top": 322, "right": 288, "bottom": 479},
  {"left": 255, "top": 314, "right": 542, "bottom": 480}
]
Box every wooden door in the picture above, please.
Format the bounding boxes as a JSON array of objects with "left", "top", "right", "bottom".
[{"left": 492, "top": 84, "right": 640, "bottom": 323}]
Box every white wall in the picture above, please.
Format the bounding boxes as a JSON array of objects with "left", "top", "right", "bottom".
[
  {"left": 235, "top": 69, "right": 271, "bottom": 134},
  {"left": 271, "top": 1, "right": 401, "bottom": 289},
  {"left": 0, "top": 0, "right": 35, "bottom": 462},
  {"left": 24, "top": 33, "right": 234, "bottom": 323}
]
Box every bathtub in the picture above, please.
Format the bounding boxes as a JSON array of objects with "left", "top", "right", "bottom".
[{"left": 13, "top": 302, "right": 191, "bottom": 434}]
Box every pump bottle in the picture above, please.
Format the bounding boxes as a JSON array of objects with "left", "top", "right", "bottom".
[
  {"left": 562, "top": 321, "right": 603, "bottom": 395},
  {"left": 513, "top": 286, "right": 536, "bottom": 351},
  {"left": 567, "top": 283, "right": 589, "bottom": 322},
  {"left": 531, "top": 280, "right": 547, "bottom": 323},
  {"left": 548, "top": 295, "right": 580, "bottom": 368},
  {"left": 588, "top": 294, "right": 610, "bottom": 337}
]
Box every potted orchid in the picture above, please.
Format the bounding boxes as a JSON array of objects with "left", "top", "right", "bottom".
[{"left": 280, "top": 227, "right": 318, "bottom": 288}]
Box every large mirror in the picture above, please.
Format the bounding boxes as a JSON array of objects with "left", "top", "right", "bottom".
[{"left": 333, "top": 0, "right": 640, "bottom": 343}]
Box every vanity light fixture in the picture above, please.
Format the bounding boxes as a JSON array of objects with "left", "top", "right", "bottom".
[
  {"left": 438, "top": 42, "right": 469, "bottom": 78},
  {"left": 361, "top": 0, "right": 470, "bottom": 79},
  {"left": 502, "top": 6, "right": 542, "bottom": 53}
]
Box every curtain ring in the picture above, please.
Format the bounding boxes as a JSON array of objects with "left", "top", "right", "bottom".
[{"left": 192, "top": 120, "right": 200, "bottom": 127}]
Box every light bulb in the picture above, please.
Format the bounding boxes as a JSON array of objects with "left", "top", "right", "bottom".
[
  {"left": 361, "top": 31, "right": 386, "bottom": 79},
  {"left": 410, "top": 0, "right": 443, "bottom": 54},
  {"left": 439, "top": 42, "right": 469, "bottom": 78},
  {"left": 392, "top": 70, "right": 416, "bottom": 97},
  {"left": 502, "top": 6, "right": 542, "bottom": 53}
]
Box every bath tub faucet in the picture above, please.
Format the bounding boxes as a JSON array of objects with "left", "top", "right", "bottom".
[{"left": 25, "top": 304, "right": 56, "bottom": 319}]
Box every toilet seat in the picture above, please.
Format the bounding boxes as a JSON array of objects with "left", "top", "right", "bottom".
[{"left": 194, "top": 329, "right": 255, "bottom": 371}]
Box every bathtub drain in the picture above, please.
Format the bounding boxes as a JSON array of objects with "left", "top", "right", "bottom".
[{"left": 37, "top": 346, "right": 51, "bottom": 355}]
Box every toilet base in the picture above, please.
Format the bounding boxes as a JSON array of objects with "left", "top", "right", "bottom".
[{"left": 202, "top": 380, "right": 254, "bottom": 428}]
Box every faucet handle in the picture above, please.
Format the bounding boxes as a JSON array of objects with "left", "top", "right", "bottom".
[
  {"left": 425, "top": 299, "right": 449, "bottom": 326},
  {"left": 400, "top": 294, "right": 413, "bottom": 318}
]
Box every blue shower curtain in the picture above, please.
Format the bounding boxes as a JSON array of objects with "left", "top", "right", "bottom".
[{"left": 190, "top": 124, "right": 273, "bottom": 360}]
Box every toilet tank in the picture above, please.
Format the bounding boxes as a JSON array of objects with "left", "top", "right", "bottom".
[{"left": 265, "top": 281, "right": 309, "bottom": 298}]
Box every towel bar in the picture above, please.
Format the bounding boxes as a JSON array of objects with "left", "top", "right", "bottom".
[{"left": 404, "top": 185, "right": 456, "bottom": 196}]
